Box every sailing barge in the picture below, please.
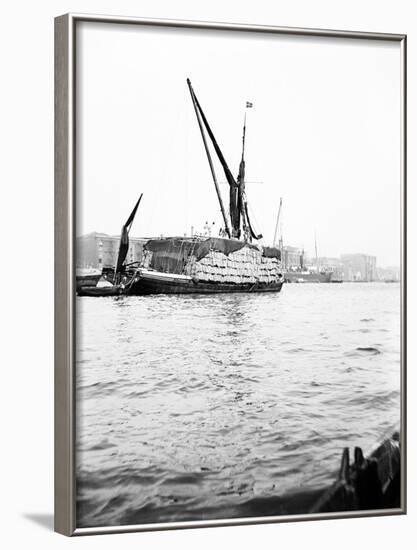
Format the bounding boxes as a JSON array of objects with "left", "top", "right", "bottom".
[{"left": 79, "top": 80, "right": 284, "bottom": 297}]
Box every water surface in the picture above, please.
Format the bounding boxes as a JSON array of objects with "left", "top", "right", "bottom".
[{"left": 76, "top": 282, "right": 401, "bottom": 527}]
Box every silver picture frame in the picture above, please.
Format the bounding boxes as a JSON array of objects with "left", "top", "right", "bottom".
[{"left": 54, "top": 13, "right": 407, "bottom": 536}]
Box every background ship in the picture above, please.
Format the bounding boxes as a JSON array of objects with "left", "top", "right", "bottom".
[
  {"left": 284, "top": 270, "right": 332, "bottom": 283},
  {"left": 281, "top": 233, "right": 344, "bottom": 283}
]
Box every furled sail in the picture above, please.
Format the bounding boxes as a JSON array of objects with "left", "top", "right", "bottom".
[{"left": 115, "top": 194, "right": 143, "bottom": 273}]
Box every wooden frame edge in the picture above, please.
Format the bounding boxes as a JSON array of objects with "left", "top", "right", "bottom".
[{"left": 54, "top": 13, "right": 76, "bottom": 537}]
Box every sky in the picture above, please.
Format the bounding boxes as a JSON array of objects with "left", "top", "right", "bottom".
[{"left": 76, "top": 22, "right": 401, "bottom": 267}]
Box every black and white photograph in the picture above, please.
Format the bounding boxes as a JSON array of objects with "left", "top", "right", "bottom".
[{"left": 71, "top": 18, "right": 404, "bottom": 530}]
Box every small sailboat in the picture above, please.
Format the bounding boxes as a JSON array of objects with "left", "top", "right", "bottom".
[{"left": 78, "top": 195, "right": 143, "bottom": 297}]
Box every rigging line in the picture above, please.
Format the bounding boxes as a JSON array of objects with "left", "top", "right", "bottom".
[{"left": 246, "top": 196, "right": 262, "bottom": 239}]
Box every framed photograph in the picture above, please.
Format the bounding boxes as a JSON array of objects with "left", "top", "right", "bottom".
[{"left": 55, "top": 13, "right": 406, "bottom": 536}]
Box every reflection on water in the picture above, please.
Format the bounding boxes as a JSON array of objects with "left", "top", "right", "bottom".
[{"left": 76, "top": 283, "right": 401, "bottom": 527}]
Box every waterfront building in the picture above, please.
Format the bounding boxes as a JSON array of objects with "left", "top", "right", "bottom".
[
  {"left": 303, "top": 256, "right": 344, "bottom": 273},
  {"left": 282, "top": 245, "right": 304, "bottom": 270},
  {"left": 76, "top": 232, "right": 147, "bottom": 269},
  {"left": 317, "top": 257, "right": 343, "bottom": 270},
  {"left": 340, "top": 253, "right": 377, "bottom": 282}
]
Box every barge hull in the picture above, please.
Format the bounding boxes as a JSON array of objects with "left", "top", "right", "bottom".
[{"left": 129, "top": 276, "right": 284, "bottom": 295}]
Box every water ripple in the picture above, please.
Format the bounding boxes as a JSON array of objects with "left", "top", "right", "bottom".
[{"left": 76, "top": 282, "right": 401, "bottom": 527}]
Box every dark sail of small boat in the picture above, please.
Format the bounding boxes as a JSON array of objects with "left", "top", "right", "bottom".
[{"left": 115, "top": 193, "right": 143, "bottom": 274}]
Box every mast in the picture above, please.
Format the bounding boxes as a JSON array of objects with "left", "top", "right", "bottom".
[
  {"left": 238, "top": 105, "right": 262, "bottom": 241},
  {"left": 187, "top": 79, "right": 231, "bottom": 238},
  {"left": 273, "top": 197, "right": 283, "bottom": 247},
  {"left": 238, "top": 113, "right": 247, "bottom": 238},
  {"left": 315, "top": 232, "right": 319, "bottom": 271}
]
